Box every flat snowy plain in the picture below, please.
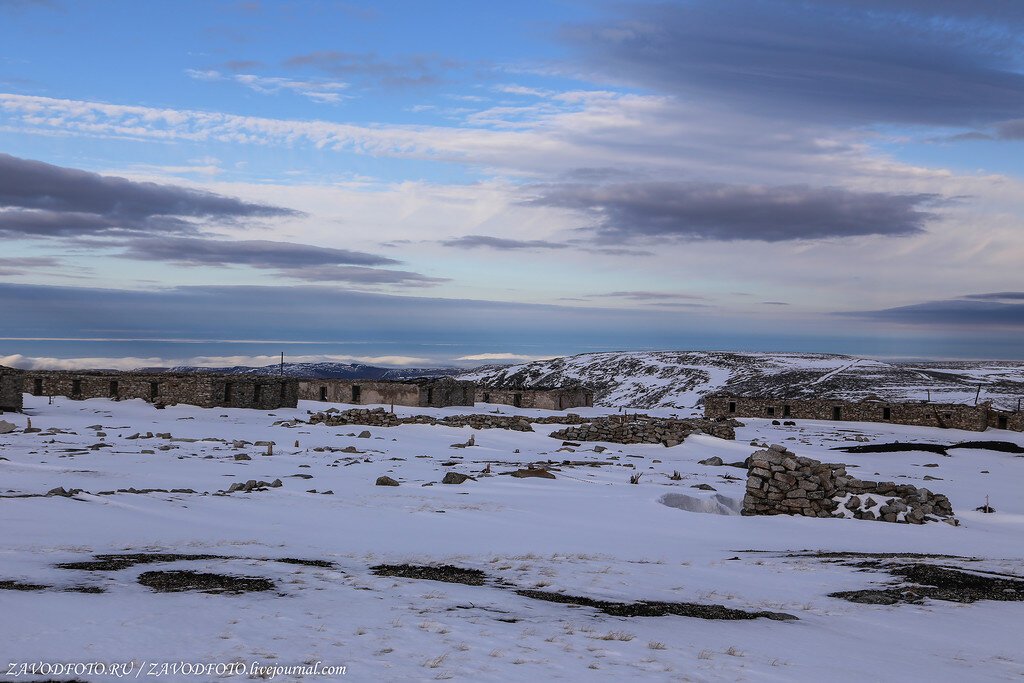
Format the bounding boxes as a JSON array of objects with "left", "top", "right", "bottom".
[{"left": 2, "top": 395, "right": 1023, "bottom": 681}]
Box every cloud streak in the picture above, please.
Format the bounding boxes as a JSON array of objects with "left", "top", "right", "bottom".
[
  {"left": 529, "top": 182, "right": 937, "bottom": 242},
  {"left": 0, "top": 153, "right": 297, "bottom": 238},
  {"left": 563, "top": 0, "right": 1024, "bottom": 126}
]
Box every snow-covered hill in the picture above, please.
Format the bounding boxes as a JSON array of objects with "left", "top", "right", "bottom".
[{"left": 457, "top": 351, "right": 1024, "bottom": 410}]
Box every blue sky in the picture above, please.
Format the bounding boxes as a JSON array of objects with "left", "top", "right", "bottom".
[{"left": 2, "top": 0, "right": 1024, "bottom": 369}]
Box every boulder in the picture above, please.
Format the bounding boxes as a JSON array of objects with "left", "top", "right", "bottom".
[{"left": 375, "top": 475, "right": 400, "bottom": 486}]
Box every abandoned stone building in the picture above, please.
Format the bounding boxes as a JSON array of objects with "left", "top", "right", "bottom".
[
  {"left": 704, "top": 393, "right": 1024, "bottom": 432},
  {"left": 0, "top": 365, "right": 24, "bottom": 412},
  {"left": 475, "top": 385, "right": 594, "bottom": 410},
  {"left": 297, "top": 376, "right": 475, "bottom": 408},
  {"left": 23, "top": 370, "right": 298, "bottom": 410}
]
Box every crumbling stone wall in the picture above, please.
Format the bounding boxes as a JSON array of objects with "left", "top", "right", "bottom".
[
  {"left": 989, "top": 409, "right": 1024, "bottom": 432},
  {"left": 548, "top": 414, "right": 737, "bottom": 445},
  {"left": 476, "top": 386, "right": 594, "bottom": 410},
  {"left": 742, "top": 444, "right": 957, "bottom": 524},
  {"left": 23, "top": 370, "right": 297, "bottom": 410},
  {"left": 298, "top": 376, "right": 474, "bottom": 408},
  {"left": 306, "top": 407, "right": 591, "bottom": 431},
  {"left": 704, "top": 394, "right": 1016, "bottom": 432},
  {"left": 0, "top": 365, "right": 23, "bottom": 412}
]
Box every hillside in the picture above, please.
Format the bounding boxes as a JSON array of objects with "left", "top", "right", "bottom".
[{"left": 457, "top": 351, "right": 1024, "bottom": 411}]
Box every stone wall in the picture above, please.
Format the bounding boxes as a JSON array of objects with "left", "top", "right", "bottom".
[
  {"left": 548, "top": 414, "right": 737, "bottom": 446},
  {"left": 703, "top": 394, "right": 1020, "bottom": 432},
  {"left": 306, "top": 407, "right": 591, "bottom": 431},
  {"left": 0, "top": 365, "right": 23, "bottom": 412},
  {"left": 989, "top": 409, "right": 1024, "bottom": 432},
  {"left": 297, "top": 376, "right": 475, "bottom": 408},
  {"left": 742, "top": 444, "right": 957, "bottom": 524},
  {"left": 23, "top": 370, "right": 298, "bottom": 410},
  {"left": 476, "top": 386, "right": 594, "bottom": 410}
]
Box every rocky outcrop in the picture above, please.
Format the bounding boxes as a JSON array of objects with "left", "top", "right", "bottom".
[
  {"left": 548, "top": 415, "right": 738, "bottom": 446},
  {"left": 742, "top": 444, "right": 957, "bottom": 525}
]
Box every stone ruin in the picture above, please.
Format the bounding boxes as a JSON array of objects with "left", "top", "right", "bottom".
[
  {"left": 305, "top": 407, "right": 592, "bottom": 432},
  {"left": 548, "top": 414, "right": 738, "bottom": 446},
  {"left": 742, "top": 444, "right": 957, "bottom": 525}
]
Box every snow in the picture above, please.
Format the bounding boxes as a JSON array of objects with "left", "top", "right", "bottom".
[{"left": 1, "top": 394, "right": 1023, "bottom": 680}]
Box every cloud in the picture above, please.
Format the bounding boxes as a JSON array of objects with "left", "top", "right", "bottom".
[
  {"left": 223, "top": 59, "right": 265, "bottom": 72},
  {"left": 0, "top": 256, "right": 62, "bottom": 275},
  {"left": 595, "top": 291, "right": 704, "bottom": 301},
  {"left": 962, "top": 292, "right": 1024, "bottom": 301},
  {"left": 108, "top": 236, "right": 443, "bottom": 285},
  {"left": 186, "top": 69, "right": 349, "bottom": 103},
  {"left": 563, "top": 1, "right": 1024, "bottom": 126},
  {"left": 0, "top": 153, "right": 297, "bottom": 238},
  {"left": 440, "top": 235, "right": 570, "bottom": 250},
  {"left": 116, "top": 236, "right": 397, "bottom": 268},
  {"left": 843, "top": 298, "right": 1024, "bottom": 327},
  {"left": 529, "top": 182, "right": 937, "bottom": 242},
  {"left": 281, "top": 50, "right": 449, "bottom": 88},
  {"left": 275, "top": 265, "right": 448, "bottom": 285}
]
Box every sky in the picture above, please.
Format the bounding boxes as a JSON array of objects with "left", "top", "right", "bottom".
[{"left": 1, "top": 0, "right": 1024, "bottom": 369}]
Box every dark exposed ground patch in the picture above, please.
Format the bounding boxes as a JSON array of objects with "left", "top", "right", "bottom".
[
  {"left": 57, "top": 553, "right": 228, "bottom": 571},
  {"left": 515, "top": 589, "right": 797, "bottom": 621},
  {"left": 0, "top": 579, "right": 49, "bottom": 591},
  {"left": 784, "top": 551, "right": 975, "bottom": 560},
  {"left": 834, "top": 440, "right": 1024, "bottom": 456},
  {"left": 274, "top": 558, "right": 336, "bottom": 568},
  {"left": 57, "top": 552, "right": 333, "bottom": 571},
  {"left": 833, "top": 442, "right": 949, "bottom": 455},
  {"left": 138, "top": 570, "right": 275, "bottom": 594},
  {"left": 370, "top": 564, "right": 487, "bottom": 586},
  {"left": 830, "top": 563, "right": 1024, "bottom": 605}
]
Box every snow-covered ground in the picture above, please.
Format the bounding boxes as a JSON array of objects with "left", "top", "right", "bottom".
[{"left": 2, "top": 395, "right": 1023, "bottom": 681}]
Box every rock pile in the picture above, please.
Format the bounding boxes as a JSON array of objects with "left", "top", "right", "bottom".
[
  {"left": 548, "top": 415, "right": 737, "bottom": 446},
  {"left": 307, "top": 407, "right": 591, "bottom": 432},
  {"left": 742, "top": 444, "right": 957, "bottom": 525}
]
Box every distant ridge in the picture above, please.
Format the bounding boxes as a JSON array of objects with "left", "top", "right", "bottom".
[{"left": 161, "top": 361, "right": 464, "bottom": 381}]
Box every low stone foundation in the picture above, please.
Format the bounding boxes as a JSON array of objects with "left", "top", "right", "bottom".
[
  {"left": 547, "top": 415, "right": 738, "bottom": 446},
  {"left": 306, "top": 407, "right": 591, "bottom": 431},
  {"left": 742, "top": 444, "right": 957, "bottom": 524}
]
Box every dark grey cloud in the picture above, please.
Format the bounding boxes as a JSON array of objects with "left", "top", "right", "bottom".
[
  {"left": 282, "top": 50, "right": 451, "bottom": 88},
  {"left": 0, "top": 154, "right": 297, "bottom": 238},
  {"left": 963, "top": 292, "right": 1024, "bottom": 301},
  {"left": 595, "top": 291, "right": 704, "bottom": 301},
  {"left": 0, "top": 256, "right": 62, "bottom": 276},
  {"left": 995, "top": 119, "right": 1024, "bottom": 139},
  {"left": 110, "top": 236, "right": 443, "bottom": 286},
  {"left": 279, "top": 265, "right": 448, "bottom": 285},
  {"left": 530, "top": 182, "right": 936, "bottom": 242},
  {"left": 440, "top": 235, "right": 570, "bottom": 250},
  {"left": 762, "top": 301, "right": 790, "bottom": 306},
  {"left": 843, "top": 299, "right": 1024, "bottom": 326},
  {"left": 564, "top": 1, "right": 1024, "bottom": 126},
  {"left": 117, "top": 237, "right": 397, "bottom": 268},
  {"left": 223, "top": 59, "right": 265, "bottom": 72}
]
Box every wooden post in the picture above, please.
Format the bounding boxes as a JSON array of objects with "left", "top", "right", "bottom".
[
  {"left": 280, "top": 352, "right": 284, "bottom": 377},
  {"left": 974, "top": 385, "right": 981, "bottom": 405}
]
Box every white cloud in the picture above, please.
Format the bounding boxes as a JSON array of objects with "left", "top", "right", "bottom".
[
  {"left": 455, "top": 353, "right": 553, "bottom": 362},
  {"left": 185, "top": 69, "right": 350, "bottom": 104}
]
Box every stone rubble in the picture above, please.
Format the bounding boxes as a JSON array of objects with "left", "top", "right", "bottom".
[{"left": 742, "top": 444, "right": 957, "bottom": 525}]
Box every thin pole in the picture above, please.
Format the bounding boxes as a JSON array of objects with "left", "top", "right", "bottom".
[{"left": 280, "top": 352, "right": 284, "bottom": 377}]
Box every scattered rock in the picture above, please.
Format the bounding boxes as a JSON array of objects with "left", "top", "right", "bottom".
[
  {"left": 442, "top": 472, "right": 474, "bottom": 485},
  {"left": 375, "top": 476, "right": 400, "bottom": 486}
]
